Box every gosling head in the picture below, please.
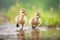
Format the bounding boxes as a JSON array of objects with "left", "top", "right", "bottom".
[
  {"left": 35, "top": 12, "right": 41, "bottom": 18},
  {"left": 20, "top": 9, "right": 26, "bottom": 16}
]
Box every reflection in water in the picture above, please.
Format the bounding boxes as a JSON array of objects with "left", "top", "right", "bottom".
[
  {"left": 16, "top": 28, "right": 40, "bottom": 40},
  {"left": 17, "top": 29, "right": 25, "bottom": 40},
  {"left": 31, "top": 29, "right": 40, "bottom": 40}
]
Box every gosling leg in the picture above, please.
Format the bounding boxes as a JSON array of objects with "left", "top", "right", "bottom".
[
  {"left": 32, "top": 25, "right": 36, "bottom": 29},
  {"left": 16, "top": 23, "right": 19, "bottom": 27}
]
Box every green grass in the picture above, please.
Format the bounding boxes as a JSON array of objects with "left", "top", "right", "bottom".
[
  {"left": 5, "top": 5, "right": 58, "bottom": 26},
  {"left": 0, "top": 1, "right": 59, "bottom": 26}
]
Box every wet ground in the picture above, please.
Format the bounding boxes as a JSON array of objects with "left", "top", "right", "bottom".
[{"left": 0, "top": 24, "right": 60, "bottom": 40}]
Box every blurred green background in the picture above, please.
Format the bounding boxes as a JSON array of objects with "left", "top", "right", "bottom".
[
  {"left": 0, "top": 0, "right": 60, "bottom": 26},
  {"left": 0, "top": 0, "right": 60, "bottom": 40}
]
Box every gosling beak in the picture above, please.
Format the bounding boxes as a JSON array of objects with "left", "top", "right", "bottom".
[
  {"left": 37, "top": 16, "right": 40, "bottom": 18},
  {"left": 36, "top": 16, "right": 39, "bottom": 18},
  {"left": 22, "top": 13, "right": 26, "bottom": 16}
]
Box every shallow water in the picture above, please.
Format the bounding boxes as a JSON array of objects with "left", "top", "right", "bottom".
[{"left": 0, "top": 24, "right": 60, "bottom": 40}]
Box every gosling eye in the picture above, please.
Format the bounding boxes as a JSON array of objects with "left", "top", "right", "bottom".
[{"left": 21, "top": 11, "right": 25, "bottom": 13}]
